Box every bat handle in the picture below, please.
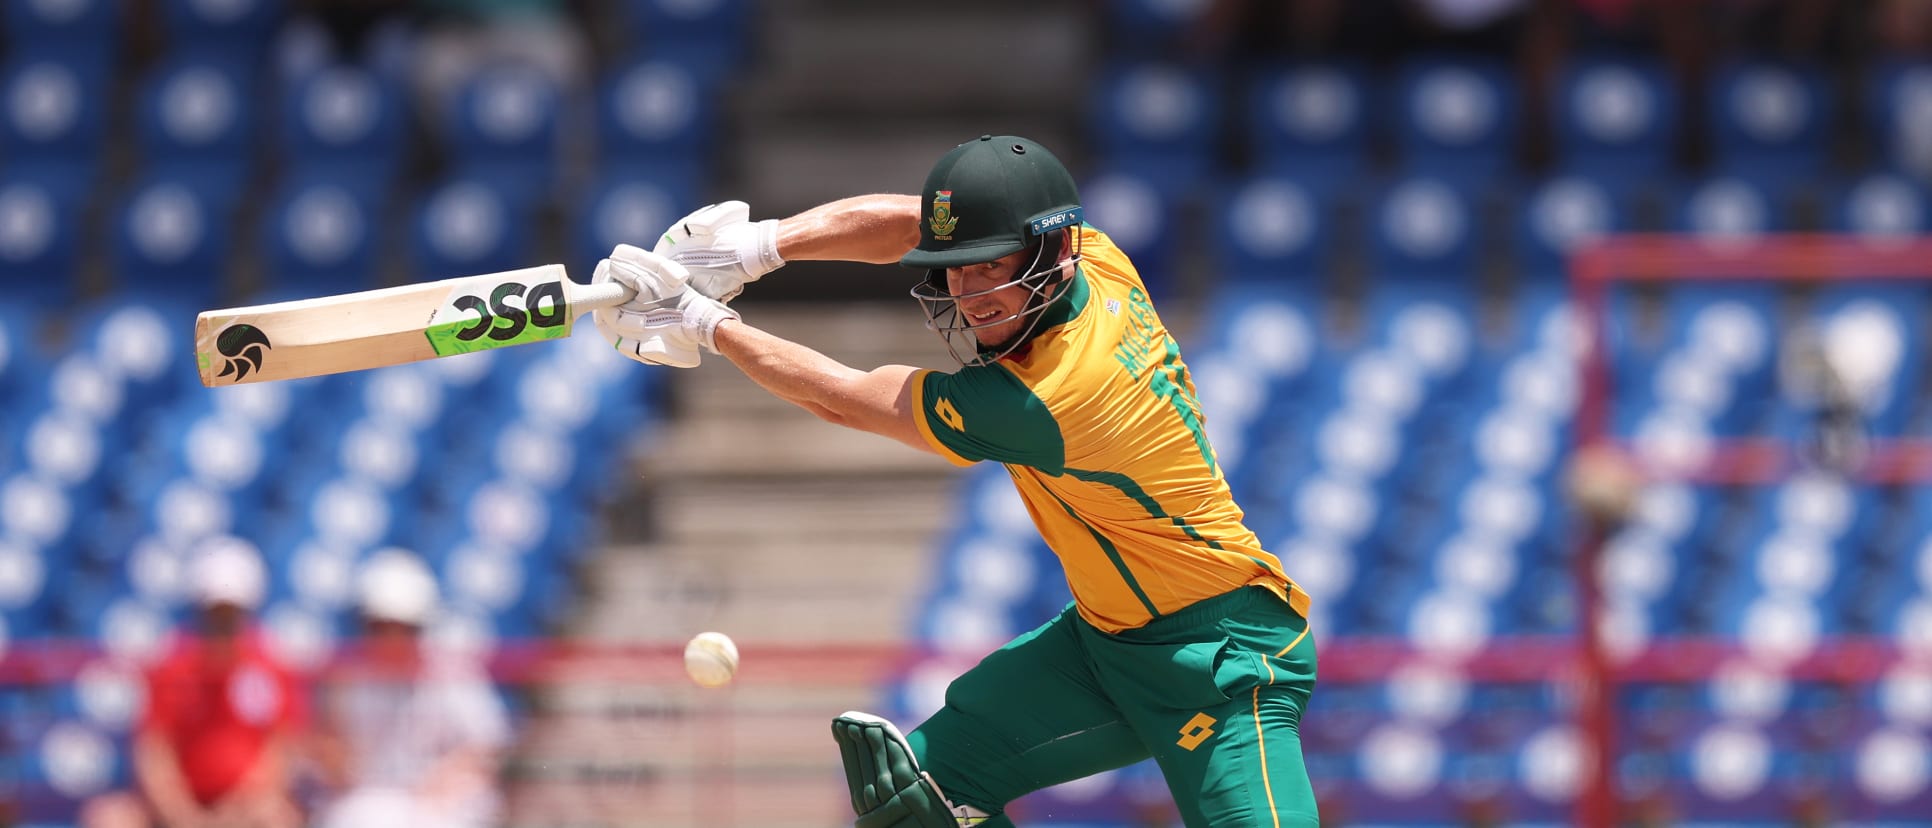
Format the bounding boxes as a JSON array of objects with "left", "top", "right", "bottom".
[{"left": 572, "top": 281, "right": 637, "bottom": 312}]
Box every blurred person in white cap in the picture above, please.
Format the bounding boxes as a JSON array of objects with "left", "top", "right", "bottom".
[
  {"left": 82, "top": 537, "right": 306, "bottom": 828},
  {"left": 310, "top": 548, "right": 510, "bottom": 828}
]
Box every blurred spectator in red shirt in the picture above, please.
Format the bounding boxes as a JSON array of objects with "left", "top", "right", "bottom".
[
  {"left": 82, "top": 538, "right": 306, "bottom": 828},
  {"left": 311, "top": 549, "right": 510, "bottom": 828}
]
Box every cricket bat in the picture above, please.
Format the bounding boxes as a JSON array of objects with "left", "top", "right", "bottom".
[{"left": 194, "top": 264, "right": 634, "bottom": 386}]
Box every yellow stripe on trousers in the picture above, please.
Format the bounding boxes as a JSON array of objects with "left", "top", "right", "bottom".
[
  {"left": 1252, "top": 684, "right": 1281, "bottom": 828},
  {"left": 1254, "top": 622, "right": 1309, "bottom": 827},
  {"left": 1273, "top": 625, "right": 1310, "bottom": 659}
]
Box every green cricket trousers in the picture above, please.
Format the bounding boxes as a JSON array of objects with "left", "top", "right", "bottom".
[{"left": 907, "top": 585, "right": 1319, "bottom": 827}]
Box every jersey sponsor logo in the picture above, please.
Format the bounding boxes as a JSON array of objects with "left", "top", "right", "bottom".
[
  {"left": 212, "top": 324, "right": 272, "bottom": 382},
  {"left": 1105, "top": 298, "right": 1121, "bottom": 316},
  {"left": 1176, "top": 711, "right": 1217, "bottom": 750},
  {"left": 929, "top": 190, "right": 958, "bottom": 239},
  {"left": 934, "top": 397, "right": 965, "bottom": 431},
  {"left": 1028, "top": 207, "right": 1080, "bottom": 236}
]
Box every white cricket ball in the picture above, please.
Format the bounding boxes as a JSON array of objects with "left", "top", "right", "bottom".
[{"left": 683, "top": 631, "right": 739, "bottom": 688}]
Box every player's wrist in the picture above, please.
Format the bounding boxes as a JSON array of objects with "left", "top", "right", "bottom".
[
  {"left": 737, "top": 219, "right": 784, "bottom": 279},
  {"left": 691, "top": 297, "right": 740, "bottom": 354}
]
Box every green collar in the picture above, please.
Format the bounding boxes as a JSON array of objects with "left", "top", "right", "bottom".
[{"left": 1035, "top": 265, "right": 1090, "bottom": 331}]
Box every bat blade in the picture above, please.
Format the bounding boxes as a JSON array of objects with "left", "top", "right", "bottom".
[{"left": 194, "top": 264, "right": 629, "bottom": 386}]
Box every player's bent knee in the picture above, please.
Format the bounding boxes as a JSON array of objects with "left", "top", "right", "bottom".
[{"left": 832, "top": 711, "right": 997, "bottom": 827}]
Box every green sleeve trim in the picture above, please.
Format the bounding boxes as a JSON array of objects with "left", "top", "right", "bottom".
[
  {"left": 920, "top": 365, "right": 1067, "bottom": 473},
  {"left": 1066, "top": 468, "right": 1223, "bottom": 551},
  {"left": 1044, "top": 486, "right": 1162, "bottom": 620}
]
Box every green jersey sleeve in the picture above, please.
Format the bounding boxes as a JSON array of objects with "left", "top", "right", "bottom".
[{"left": 916, "top": 365, "right": 1067, "bottom": 474}]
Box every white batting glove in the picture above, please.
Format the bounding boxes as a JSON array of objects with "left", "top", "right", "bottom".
[
  {"left": 604, "top": 287, "right": 739, "bottom": 369},
  {"left": 653, "top": 200, "right": 783, "bottom": 303},
  {"left": 593, "top": 244, "right": 705, "bottom": 368}
]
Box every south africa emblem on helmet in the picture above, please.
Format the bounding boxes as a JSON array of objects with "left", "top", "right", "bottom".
[{"left": 929, "top": 190, "right": 958, "bottom": 239}]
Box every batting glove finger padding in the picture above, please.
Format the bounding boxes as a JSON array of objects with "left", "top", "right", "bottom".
[
  {"left": 654, "top": 200, "right": 783, "bottom": 303},
  {"left": 602, "top": 243, "right": 691, "bottom": 303}
]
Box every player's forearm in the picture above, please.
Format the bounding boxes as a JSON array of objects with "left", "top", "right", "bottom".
[
  {"left": 776, "top": 194, "right": 921, "bottom": 265},
  {"left": 713, "top": 320, "right": 928, "bottom": 451},
  {"left": 134, "top": 732, "right": 206, "bottom": 825}
]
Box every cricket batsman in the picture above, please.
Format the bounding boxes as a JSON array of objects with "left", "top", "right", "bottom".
[{"left": 591, "top": 135, "right": 1318, "bottom": 827}]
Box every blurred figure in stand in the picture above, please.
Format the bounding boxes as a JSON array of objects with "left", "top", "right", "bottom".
[
  {"left": 83, "top": 538, "right": 307, "bottom": 828},
  {"left": 311, "top": 549, "right": 510, "bottom": 828}
]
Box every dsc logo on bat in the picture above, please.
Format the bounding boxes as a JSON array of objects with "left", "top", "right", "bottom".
[
  {"left": 425, "top": 276, "right": 576, "bottom": 357},
  {"left": 448, "top": 280, "right": 567, "bottom": 342}
]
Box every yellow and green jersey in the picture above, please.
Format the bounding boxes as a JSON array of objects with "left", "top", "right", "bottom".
[{"left": 912, "top": 226, "right": 1307, "bottom": 634}]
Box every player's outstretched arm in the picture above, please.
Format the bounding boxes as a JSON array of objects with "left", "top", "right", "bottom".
[
  {"left": 653, "top": 195, "right": 921, "bottom": 303},
  {"left": 774, "top": 193, "right": 922, "bottom": 265},
  {"left": 710, "top": 318, "right": 931, "bottom": 454}
]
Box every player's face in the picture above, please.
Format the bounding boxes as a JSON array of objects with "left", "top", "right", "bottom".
[{"left": 946, "top": 248, "right": 1032, "bottom": 349}]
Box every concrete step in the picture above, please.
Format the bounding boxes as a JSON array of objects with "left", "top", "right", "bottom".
[
  {"left": 599, "top": 539, "right": 932, "bottom": 593},
  {"left": 652, "top": 474, "right": 960, "bottom": 542},
  {"left": 732, "top": 123, "right": 1084, "bottom": 219},
  {"left": 506, "top": 772, "right": 845, "bottom": 828},
  {"left": 644, "top": 412, "right": 955, "bottom": 477},
  {"left": 739, "top": 11, "right": 1091, "bottom": 120},
  {"left": 583, "top": 582, "right": 923, "bottom": 644},
  {"left": 576, "top": 538, "right": 941, "bottom": 643}
]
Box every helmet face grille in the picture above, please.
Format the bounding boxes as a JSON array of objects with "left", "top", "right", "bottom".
[{"left": 910, "top": 228, "right": 1083, "bottom": 367}]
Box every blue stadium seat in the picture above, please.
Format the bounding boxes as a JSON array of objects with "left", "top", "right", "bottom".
[
  {"left": 0, "top": 538, "right": 55, "bottom": 632},
  {"left": 572, "top": 174, "right": 695, "bottom": 279},
  {"left": 1667, "top": 176, "right": 1790, "bottom": 242},
  {"left": 1554, "top": 56, "right": 1676, "bottom": 182},
  {"left": 0, "top": 56, "right": 107, "bottom": 193},
  {"left": 276, "top": 536, "right": 361, "bottom": 613},
  {"left": 0, "top": 172, "right": 86, "bottom": 308},
  {"left": 19, "top": 721, "right": 123, "bottom": 817},
  {"left": 1710, "top": 61, "right": 1831, "bottom": 187},
  {"left": 1247, "top": 62, "right": 1373, "bottom": 189},
  {"left": 286, "top": 474, "right": 397, "bottom": 552},
  {"left": 136, "top": 58, "right": 255, "bottom": 204},
  {"left": 261, "top": 599, "right": 340, "bottom": 671},
  {"left": 1822, "top": 172, "right": 1930, "bottom": 241},
  {"left": 627, "top": 0, "right": 750, "bottom": 82},
  {"left": 1089, "top": 62, "right": 1220, "bottom": 188},
  {"left": 1210, "top": 174, "right": 1331, "bottom": 286},
  {"left": 409, "top": 178, "right": 534, "bottom": 281},
  {"left": 597, "top": 57, "right": 714, "bottom": 174},
  {"left": 111, "top": 174, "right": 231, "bottom": 306},
  {"left": 1391, "top": 56, "right": 1516, "bottom": 183},
  {"left": 332, "top": 415, "right": 436, "bottom": 500},
  {"left": 277, "top": 63, "right": 405, "bottom": 198},
  {"left": 259, "top": 177, "right": 381, "bottom": 297},
  {"left": 1865, "top": 60, "right": 1932, "bottom": 174},
  {"left": 1512, "top": 175, "right": 1628, "bottom": 283},
  {"left": 57, "top": 660, "right": 145, "bottom": 736},
  {"left": 447, "top": 65, "right": 563, "bottom": 204},
  {"left": 4, "top": 0, "right": 119, "bottom": 71},
  {"left": 1367, "top": 175, "right": 1481, "bottom": 282},
  {"left": 1081, "top": 167, "right": 1181, "bottom": 298},
  {"left": 161, "top": 0, "right": 282, "bottom": 64},
  {"left": 1792, "top": 286, "right": 1926, "bottom": 436},
  {"left": 1106, "top": 0, "right": 1215, "bottom": 55},
  {"left": 1833, "top": 725, "right": 1932, "bottom": 818},
  {"left": 83, "top": 297, "right": 199, "bottom": 403}
]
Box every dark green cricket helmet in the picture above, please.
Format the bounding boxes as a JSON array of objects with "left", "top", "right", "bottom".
[{"left": 902, "top": 135, "right": 1085, "bottom": 365}]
